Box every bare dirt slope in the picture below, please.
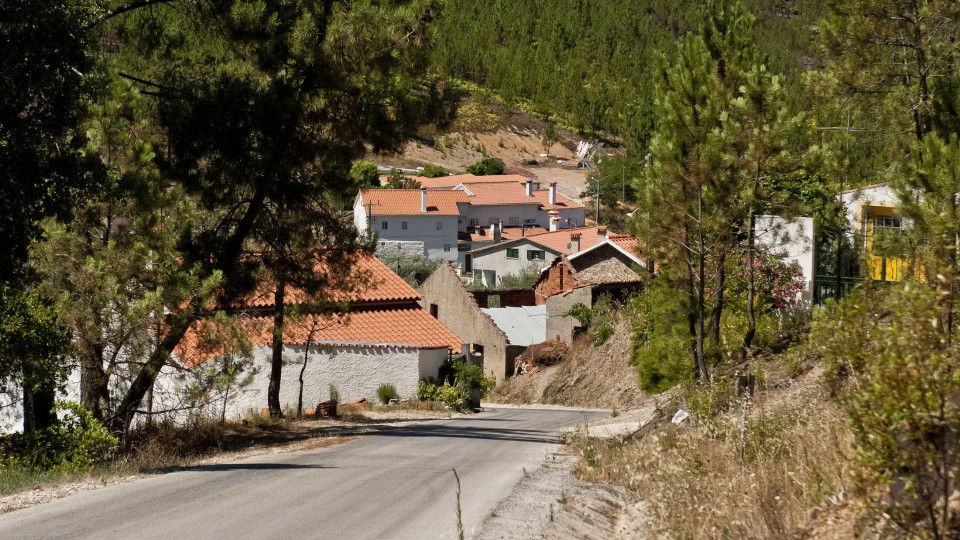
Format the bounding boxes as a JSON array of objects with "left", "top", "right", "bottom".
[
  {"left": 488, "top": 320, "right": 643, "bottom": 410},
  {"left": 368, "top": 106, "right": 604, "bottom": 201}
]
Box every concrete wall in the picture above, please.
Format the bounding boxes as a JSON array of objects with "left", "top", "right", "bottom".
[
  {"left": 353, "top": 196, "right": 460, "bottom": 261},
  {"left": 840, "top": 184, "right": 899, "bottom": 235},
  {"left": 217, "top": 345, "right": 442, "bottom": 419},
  {"left": 418, "top": 264, "right": 517, "bottom": 380},
  {"left": 534, "top": 259, "right": 582, "bottom": 304},
  {"left": 463, "top": 204, "right": 585, "bottom": 230},
  {"left": 755, "top": 215, "right": 816, "bottom": 308},
  {"left": 471, "top": 289, "right": 537, "bottom": 308},
  {"left": 471, "top": 239, "right": 560, "bottom": 284},
  {"left": 544, "top": 287, "right": 592, "bottom": 343}
]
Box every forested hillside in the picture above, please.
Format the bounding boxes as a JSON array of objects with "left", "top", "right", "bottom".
[{"left": 433, "top": 0, "right": 824, "bottom": 143}]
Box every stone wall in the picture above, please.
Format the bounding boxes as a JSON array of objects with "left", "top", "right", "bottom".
[{"left": 418, "top": 264, "right": 518, "bottom": 380}]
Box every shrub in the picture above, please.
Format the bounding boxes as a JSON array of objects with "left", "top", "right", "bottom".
[
  {"left": 465, "top": 157, "right": 504, "bottom": 176},
  {"left": 630, "top": 282, "right": 692, "bottom": 392},
  {"left": 1, "top": 402, "right": 117, "bottom": 473},
  {"left": 452, "top": 360, "right": 496, "bottom": 395},
  {"left": 417, "top": 380, "right": 463, "bottom": 408},
  {"left": 420, "top": 165, "right": 447, "bottom": 178},
  {"left": 328, "top": 384, "right": 339, "bottom": 403},
  {"left": 377, "top": 383, "right": 397, "bottom": 404},
  {"left": 813, "top": 282, "right": 960, "bottom": 536}
]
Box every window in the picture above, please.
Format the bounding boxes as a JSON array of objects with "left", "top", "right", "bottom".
[
  {"left": 506, "top": 248, "right": 520, "bottom": 259},
  {"left": 436, "top": 221, "right": 443, "bottom": 231},
  {"left": 381, "top": 221, "right": 388, "bottom": 230},
  {"left": 444, "top": 244, "right": 451, "bottom": 252},
  {"left": 402, "top": 221, "right": 408, "bottom": 230},
  {"left": 509, "top": 217, "right": 519, "bottom": 226},
  {"left": 874, "top": 216, "right": 902, "bottom": 229},
  {"left": 469, "top": 218, "right": 479, "bottom": 227},
  {"left": 458, "top": 244, "right": 469, "bottom": 252},
  {"left": 527, "top": 249, "right": 546, "bottom": 261}
]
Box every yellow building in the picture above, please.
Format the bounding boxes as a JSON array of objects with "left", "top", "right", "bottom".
[{"left": 841, "top": 184, "right": 909, "bottom": 282}]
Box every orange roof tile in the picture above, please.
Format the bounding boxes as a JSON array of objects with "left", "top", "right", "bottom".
[
  {"left": 177, "top": 308, "right": 462, "bottom": 367},
  {"left": 360, "top": 189, "right": 468, "bottom": 216},
  {"left": 458, "top": 181, "right": 584, "bottom": 210},
  {"left": 242, "top": 252, "right": 421, "bottom": 308},
  {"left": 410, "top": 174, "right": 533, "bottom": 188},
  {"left": 460, "top": 225, "right": 550, "bottom": 243},
  {"left": 523, "top": 227, "right": 607, "bottom": 255},
  {"left": 609, "top": 235, "right": 642, "bottom": 255}
]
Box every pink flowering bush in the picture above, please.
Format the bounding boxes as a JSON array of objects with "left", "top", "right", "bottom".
[{"left": 710, "top": 244, "right": 807, "bottom": 354}]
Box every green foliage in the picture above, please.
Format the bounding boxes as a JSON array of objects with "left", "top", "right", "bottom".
[
  {"left": 377, "top": 383, "right": 397, "bottom": 405},
  {"left": 567, "top": 303, "right": 592, "bottom": 327},
  {"left": 496, "top": 266, "right": 541, "bottom": 289},
  {"left": 812, "top": 283, "right": 960, "bottom": 535},
  {"left": 1, "top": 402, "right": 117, "bottom": 473},
  {"left": 451, "top": 360, "right": 496, "bottom": 395},
  {"left": 453, "top": 100, "right": 502, "bottom": 132},
  {"left": 384, "top": 170, "right": 423, "bottom": 189},
  {"left": 420, "top": 165, "right": 447, "bottom": 178},
  {"left": 0, "top": 0, "right": 103, "bottom": 278},
  {"left": 433, "top": 0, "right": 821, "bottom": 139},
  {"left": 328, "top": 384, "right": 340, "bottom": 404},
  {"left": 630, "top": 280, "right": 692, "bottom": 393},
  {"left": 386, "top": 254, "right": 440, "bottom": 288},
  {"left": 417, "top": 380, "right": 462, "bottom": 407},
  {"left": 0, "top": 285, "right": 71, "bottom": 398},
  {"left": 349, "top": 161, "right": 380, "bottom": 191},
  {"left": 465, "top": 157, "right": 504, "bottom": 176},
  {"left": 567, "top": 294, "right": 618, "bottom": 346}
]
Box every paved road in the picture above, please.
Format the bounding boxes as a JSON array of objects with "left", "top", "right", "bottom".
[{"left": 0, "top": 407, "right": 602, "bottom": 540}]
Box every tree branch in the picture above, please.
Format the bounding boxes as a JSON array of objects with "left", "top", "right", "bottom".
[{"left": 102, "top": 0, "right": 178, "bottom": 22}]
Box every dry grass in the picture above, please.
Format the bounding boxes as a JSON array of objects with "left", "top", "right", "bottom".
[
  {"left": 570, "top": 369, "right": 865, "bottom": 539},
  {"left": 489, "top": 320, "right": 643, "bottom": 409}
]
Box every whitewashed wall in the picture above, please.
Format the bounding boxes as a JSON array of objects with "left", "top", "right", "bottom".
[
  {"left": 471, "top": 239, "right": 559, "bottom": 284},
  {"left": 756, "top": 215, "right": 816, "bottom": 308}
]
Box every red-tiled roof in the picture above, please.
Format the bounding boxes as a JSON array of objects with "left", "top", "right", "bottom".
[
  {"left": 458, "top": 182, "right": 583, "bottom": 210},
  {"left": 411, "top": 174, "right": 533, "bottom": 188},
  {"left": 242, "top": 252, "right": 422, "bottom": 308},
  {"left": 360, "top": 189, "right": 468, "bottom": 216},
  {"left": 459, "top": 225, "right": 550, "bottom": 243},
  {"left": 177, "top": 308, "right": 462, "bottom": 367},
  {"left": 609, "top": 234, "right": 642, "bottom": 255},
  {"left": 523, "top": 227, "right": 607, "bottom": 254}
]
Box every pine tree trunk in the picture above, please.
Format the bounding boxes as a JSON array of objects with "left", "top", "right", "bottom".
[
  {"left": 268, "top": 280, "right": 285, "bottom": 418},
  {"left": 80, "top": 346, "right": 110, "bottom": 420},
  {"left": 740, "top": 212, "right": 756, "bottom": 362},
  {"left": 695, "top": 185, "right": 709, "bottom": 381},
  {"left": 22, "top": 381, "right": 56, "bottom": 433},
  {"left": 708, "top": 252, "right": 727, "bottom": 343}
]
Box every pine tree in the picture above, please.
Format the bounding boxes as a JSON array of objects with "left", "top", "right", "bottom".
[{"left": 103, "top": 0, "right": 454, "bottom": 431}]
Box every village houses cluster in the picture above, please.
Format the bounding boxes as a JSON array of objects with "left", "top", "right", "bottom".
[{"left": 6, "top": 169, "right": 897, "bottom": 431}]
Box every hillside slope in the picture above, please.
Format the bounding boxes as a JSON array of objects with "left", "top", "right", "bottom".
[{"left": 487, "top": 320, "right": 643, "bottom": 410}]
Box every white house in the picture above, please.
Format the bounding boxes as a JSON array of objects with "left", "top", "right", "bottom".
[
  {"left": 468, "top": 226, "right": 614, "bottom": 286},
  {"left": 354, "top": 188, "right": 467, "bottom": 262},
  {"left": 354, "top": 178, "right": 586, "bottom": 271}
]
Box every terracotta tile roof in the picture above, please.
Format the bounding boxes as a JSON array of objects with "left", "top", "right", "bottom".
[
  {"left": 360, "top": 189, "right": 467, "bottom": 216},
  {"left": 458, "top": 182, "right": 583, "bottom": 210},
  {"left": 410, "top": 174, "right": 533, "bottom": 188},
  {"left": 609, "top": 234, "right": 642, "bottom": 255},
  {"left": 459, "top": 225, "right": 550, "bottom": 243},
  {"left": 523, "top": 227, "right": 607, "bottom": 254},
  {"left": 177, "top": 308, "right": 462, "bottom": 367},
  {"left": 242, "top": 252, "right": 422, "bottom": 308}
]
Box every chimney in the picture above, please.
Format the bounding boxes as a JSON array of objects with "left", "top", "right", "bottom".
[
  {"left": 549, "top": 182, "right": 557, "bottom": 205},
  {"left": 420, "top": 187, "right": 427, "bottom": 213},
  {"left": 597, "top": 226, "right": 607, "bottom": 244},
  {"left": 570, "top": 233, "right": 581, "bottom": 254},
  {"left": 494, "top": 220, "right": 502, "bottom": 243},
  {"left": 549, "top": 210, "right": 560, "bottom": 232},
  {"left": 525, "top": 179, "right": 533, "bottom": 197}
]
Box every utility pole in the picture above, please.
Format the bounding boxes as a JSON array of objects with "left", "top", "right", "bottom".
[{"left": 596, "top": 171, "right": 601, "bottom": 223}]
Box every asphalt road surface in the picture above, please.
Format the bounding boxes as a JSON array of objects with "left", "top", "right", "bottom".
[{"left": 0, "top": 407, "right": 603, "bottom": 540}]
